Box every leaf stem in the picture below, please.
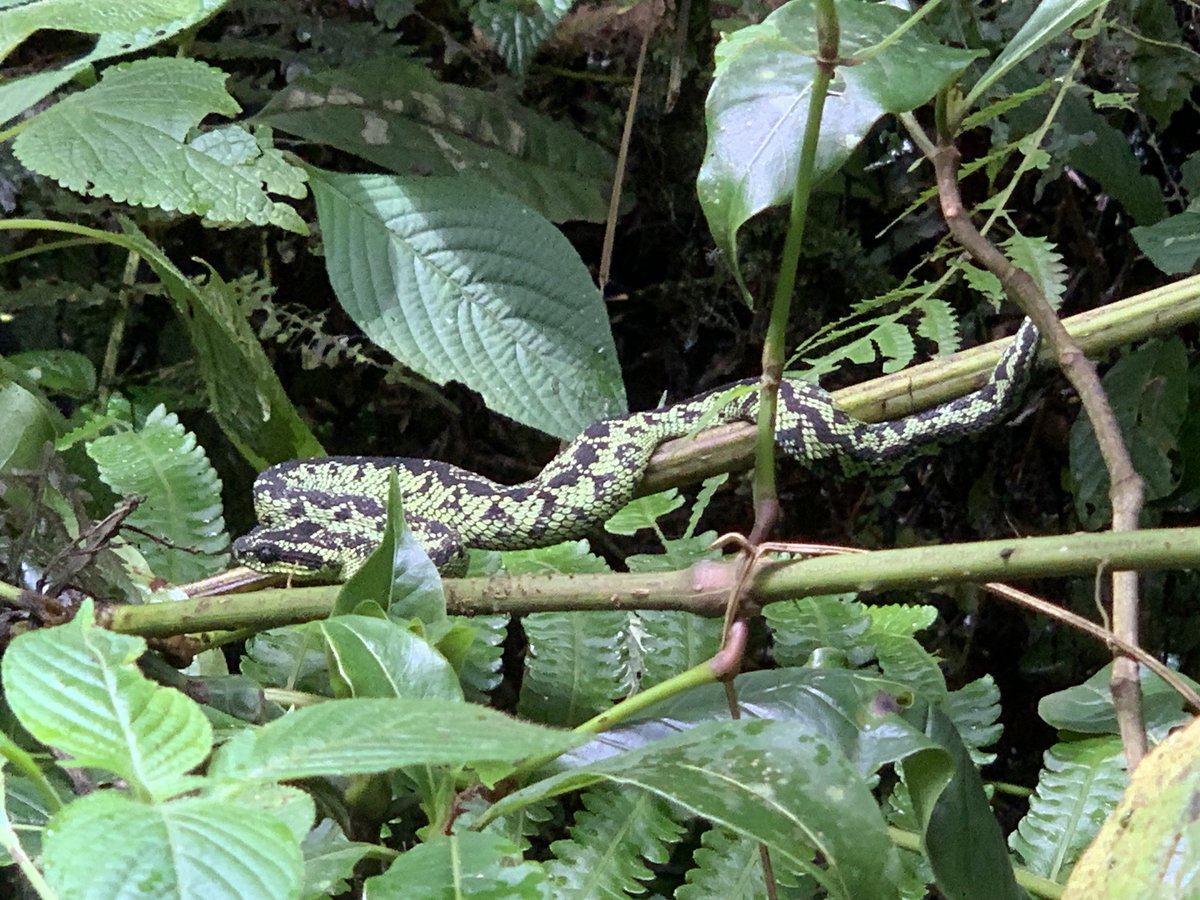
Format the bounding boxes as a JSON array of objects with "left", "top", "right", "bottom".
[
  {"left": 0, "top": 237, "right": 102, "bottom": 266},
  {"left": 97, "top": 250, "right": 141, "bottom": 409},
  {"left": 0, "top": 775, "right": 58, "bottom": 900},
  {"left": 751, "top": 0, "right": 838, "bottom": 543}
]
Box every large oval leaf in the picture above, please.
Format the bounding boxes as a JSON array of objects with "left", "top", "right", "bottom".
[
  {"left": 488, "top": 718, "right": 901, "bottom": 900},
  {"left": 698, "top": 0, "right": 981, "bottom": 300},
  {"left": 310, "top": 169, "right": 626, "bottom": 438}
]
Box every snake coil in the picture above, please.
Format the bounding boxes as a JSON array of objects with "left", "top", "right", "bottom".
[{"left": 234, "top": 319, "right": 1039, "bottom": 578}]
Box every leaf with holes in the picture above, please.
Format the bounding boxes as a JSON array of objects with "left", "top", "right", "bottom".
[{"left": 13, "top": 57, "right": 306, "bottom": 231}]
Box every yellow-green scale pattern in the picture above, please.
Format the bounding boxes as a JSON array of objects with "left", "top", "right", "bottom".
[{"left": 233, "top": 319, "right": 1038, "bottom": 578}]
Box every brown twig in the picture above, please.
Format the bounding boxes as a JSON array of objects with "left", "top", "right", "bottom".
[{"left": 931, "top": 139, "right": 1147, "bottom": 765}]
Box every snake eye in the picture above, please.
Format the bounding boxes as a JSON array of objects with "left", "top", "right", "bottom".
[{"left": 253, "top": 545, "right": 282, "bottom": 564}]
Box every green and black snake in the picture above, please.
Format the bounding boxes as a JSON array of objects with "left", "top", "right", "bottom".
[{"left": 233, "top": 319, "right": 1039, "bottom": 579}]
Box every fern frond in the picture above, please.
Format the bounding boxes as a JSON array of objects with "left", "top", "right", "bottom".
[
  {"left": 1009, "top": 737, "right": 1127, "bottom": 881},
  {"left": 546, "top": 786, "right": 685, "bottom": 898},
  {"left": 626, "top": 611, "right": 721, "bottom": 689},
  {"left": 453, "top": 614, "right": 507, "bottom": 702},
  {"left": 1003, "top": 231, "right": 1067, "bottom": 309},
  {"left": 678, "top": 825, "right": 816, "bottom": 900},
  {"left": 519, "top": 611, "right": 630, "bottom": 725},
  {"left": 763, "top": 595, "right": 872, "bottom": 667},
  {"left": 85, "top": 405, "right": 227, "bottom": 583},
  {"left": 945, "top": 676, "right": 1003, "bottom": 766}
]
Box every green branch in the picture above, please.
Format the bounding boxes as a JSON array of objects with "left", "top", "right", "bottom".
[{"left": 101, "top": 527, "right": 1200, "bottom": 636}]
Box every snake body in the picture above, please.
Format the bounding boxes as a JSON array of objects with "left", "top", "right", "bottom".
[{"left": 233, "top": 320, "right": 1039, "bottom": 579}]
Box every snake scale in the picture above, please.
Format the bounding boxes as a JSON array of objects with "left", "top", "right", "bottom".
[{"left": 233, "top": 319, "right": 1039, "bottom": 579}]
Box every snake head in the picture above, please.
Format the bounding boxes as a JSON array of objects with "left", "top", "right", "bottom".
[{"left": 232, "top": 526, "right": 347, "bottom": 579}]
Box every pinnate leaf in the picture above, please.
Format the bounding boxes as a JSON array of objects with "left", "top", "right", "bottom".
[
  {"left": 86, "top": 403, "right": 228, "bottom": 583},
  {"left": 468, "top": 0, "right": 574, "bottom": 76},
  {"left": 2, "top": 602, "right": 212, "bottom": 801},
  {"left": 13, "top": 57, "right": 307, "bottom": 231},
  {"left": 1010, "top": 738, "right": 1126, "bottom": 881},
  {"left": 310, "top": 169, "right": 625, "bottom": 438},
  {"left": 546, "top": 786, "right": 685, "bottom": 896}
]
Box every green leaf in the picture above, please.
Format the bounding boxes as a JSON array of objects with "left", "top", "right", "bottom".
[
  {"left": 562, "top": 669, "right": 949, "bottom": 785},
  {"left": 791, "top": 292, "right": 959, "bottom": 378},
  {"left": 242, "top": 627, "right": 331, "bottom": 694},
  {"left": 1069, "top": 337, "right": 1189, "bottom": 526},
  {"left": 872, "top": 632, "right": 947, "bottom": 700},
  {"left": 864, "top": 603, "right": 938, "bottom": 638},
  {"left": 0, "top": 374, "right": 58, "bottom": 472},
  {"left": 0, "top": 769, "right": 67, "bottom": 865},
  {"left": 0, "top": 0, "right": 228, "bottom": 127},
  {"left": 316, "top": 615, "right": 463, "bottom": 700},
  {"left": 1037, "top": 665, "right": 1194, "bottom": 735},
  {"left": 1003, "top": 231, "right": 1066, "bottom": 310},
  {"left": 519, "top": 611, "right": 630, "bottom": 725},
  {"left": 365, "top": 831, "right": 549, "bottom": 899},
  {"left": 446, "top": 614, "right": 507, "bottom": 702},
  {"left": 114, "top": 233, "right": 324, "bottom": 468},
  {"left": 944, "top": 676, "right": 1003, "bottom": 767},
  {"left": 1058, "top": 93, "right": 1166, "bottom": 226},
  {"left": 1009, "top": 737, "right": 1126, "bottom": 881},
  {"left": 546, "top": 786, "right": 686, "bottom": 897},
  {"left": 86, "top": 403, "right": 228, "bottom": 583},
  {"left": 259, "top": 58, "right": 615, "bottom": 223},
  {"left": 699, "top": 0, "right": 981, "bottom": 299},
  {"left": 42, "top": 792, "right": 303, "bottom": 900},
  {"left": 763, "top": 594, "right": 872, "bottom": 667},
  {"left": 626, "top": 610, "right": 722, "bottom": 689},
  {"left": 493, "top": 540, "right": 611, "bottom": 576},
  {"left": 0, "top": 0, "right": 194, "bottom": 60},
  {"left": 902, "top": 702, "right": 1021, "bottom": 900},
  {"left": 1132, "top": 211, "right": 1200, "bottom": 276},
  {"left": 489, "top": 718, "right": 902, "bottom": 900},
  {"left": 1065, "top": 718, "right": 1200, "bottom": 897},
  {"left": 604, "top": 489, "right": 684, "bottom": 535},
  {"left": 2, "top": 601, "right": 213, "bottom": 801},
  {"left": 13, "top": 58, "right": 307, "bottom": 231},
  {"left": 6, "top": 349, "right": 96, "bottom": 397},
  {"left": 964, "top": 0, "right": 1108, "bottom": 109},
  {"left": 300, "top": 819, "right": 374, "bottom": 900},
  {"left": 309, "top": 169, "right": 626, "bottom": 438},
  {"left": 335, "top": 474, "right": 447, "bottom": 627},
  {"left": 468, "top": 0, "right": 575, "bottom": 76},
  {"left": 210, "top": 698, "right": 582, "bottom": 781}
]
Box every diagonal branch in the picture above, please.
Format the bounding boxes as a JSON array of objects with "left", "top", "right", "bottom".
[{"left": 931, "top": 138, "right": 1147, "bottom": 766}]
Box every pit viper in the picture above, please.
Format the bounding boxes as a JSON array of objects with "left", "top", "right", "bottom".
[{"left": 234, "top": 319, "right": 1039, "bottom": 579}]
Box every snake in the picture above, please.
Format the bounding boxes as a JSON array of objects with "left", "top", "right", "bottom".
[{"left": 233, "top": 319, "right": 1039, "bottom": 579}]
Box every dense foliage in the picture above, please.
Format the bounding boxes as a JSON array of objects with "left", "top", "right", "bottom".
[{"left": 1, "top": 0, "right": 1199, "bottom": 897}]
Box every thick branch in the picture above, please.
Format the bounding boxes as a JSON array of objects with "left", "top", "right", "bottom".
[{"left": 933, "top": 139, "right": 1147, "bottom": 766}]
